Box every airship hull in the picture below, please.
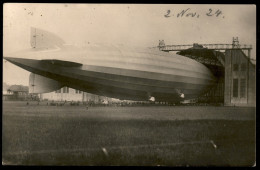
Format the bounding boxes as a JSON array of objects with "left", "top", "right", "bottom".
[{"left": 4, "top": 45, "right": 216, "bottom": 102}]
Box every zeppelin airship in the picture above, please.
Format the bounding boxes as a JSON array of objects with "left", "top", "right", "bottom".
[{"left": 4, "top": 28, "right": 216, "bottom": 102}]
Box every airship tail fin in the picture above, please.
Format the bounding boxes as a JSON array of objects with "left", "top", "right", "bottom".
[{"left": 30, "top": 27, "right": 65, "bottom": 50}]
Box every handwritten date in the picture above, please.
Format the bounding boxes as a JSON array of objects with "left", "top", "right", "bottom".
[{"left": 164, "top": 8, "right": 224, "bottom": 18}]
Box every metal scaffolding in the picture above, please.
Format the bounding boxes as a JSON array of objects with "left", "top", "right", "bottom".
[
  {"left": 155, "top": 37, "right": 252, "bottom": 67},
  {"left": 158, "top": 43, "right": 252, "bottom": 51}
]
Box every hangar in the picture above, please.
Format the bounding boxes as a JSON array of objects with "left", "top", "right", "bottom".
[{"left": 158, "top": 37, "right": 256, "bottom": 107}]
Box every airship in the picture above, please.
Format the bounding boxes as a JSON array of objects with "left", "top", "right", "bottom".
[{"left": 4, "top": 28, "right": 216, "bottom": 102}]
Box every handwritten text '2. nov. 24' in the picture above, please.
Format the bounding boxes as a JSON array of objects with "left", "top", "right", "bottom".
[{"left": 164, "top": 8, "right": 224, "bottom": 18}]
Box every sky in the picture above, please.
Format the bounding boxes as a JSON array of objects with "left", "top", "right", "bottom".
[{"left": 3, "top": 4, "right": 256, "bottom": 86}]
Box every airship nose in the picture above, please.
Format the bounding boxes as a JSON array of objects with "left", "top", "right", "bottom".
[
  {"left": 4, "top": 57, "right": 20, "bottom": 65},
  {"left": 4, "top": 56, "right": 20, "bottom": 62},
  {"left": 3, "top": 57, "right": 41, "bottom": 73},
  {"left": 4, "top": 57, "right": 17, "bottom": 63},
  {"left": 4, "top": 57, "right": 29, "bottom": 67}
]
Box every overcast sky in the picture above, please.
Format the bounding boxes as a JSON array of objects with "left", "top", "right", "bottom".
[{"left": 3, "top": 4, "right": 256, "bottom": 86}]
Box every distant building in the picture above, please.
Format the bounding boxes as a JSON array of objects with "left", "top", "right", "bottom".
[
  {"left": 40, "top": 87, "right": 113, "bottom": 104},
  {"left": 3, "top": 85, "right": 30, "bottom": 101}
]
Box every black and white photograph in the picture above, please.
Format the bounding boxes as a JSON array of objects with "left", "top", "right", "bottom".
[{"left": 2, "top": 3, "right": 256, "bottom": 166}]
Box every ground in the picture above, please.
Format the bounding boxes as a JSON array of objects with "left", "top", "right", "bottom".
[{"left": 2, "top": 101, "right": 256, "bottom": 166}]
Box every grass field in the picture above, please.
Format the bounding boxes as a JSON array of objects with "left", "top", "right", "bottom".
[{"left": 2, "top": 101, "right": 256, "bottom": 166}]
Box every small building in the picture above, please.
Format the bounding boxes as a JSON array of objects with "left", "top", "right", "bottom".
[{"left": 3, "top": 85, "right": 30, "bottom": 101}]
